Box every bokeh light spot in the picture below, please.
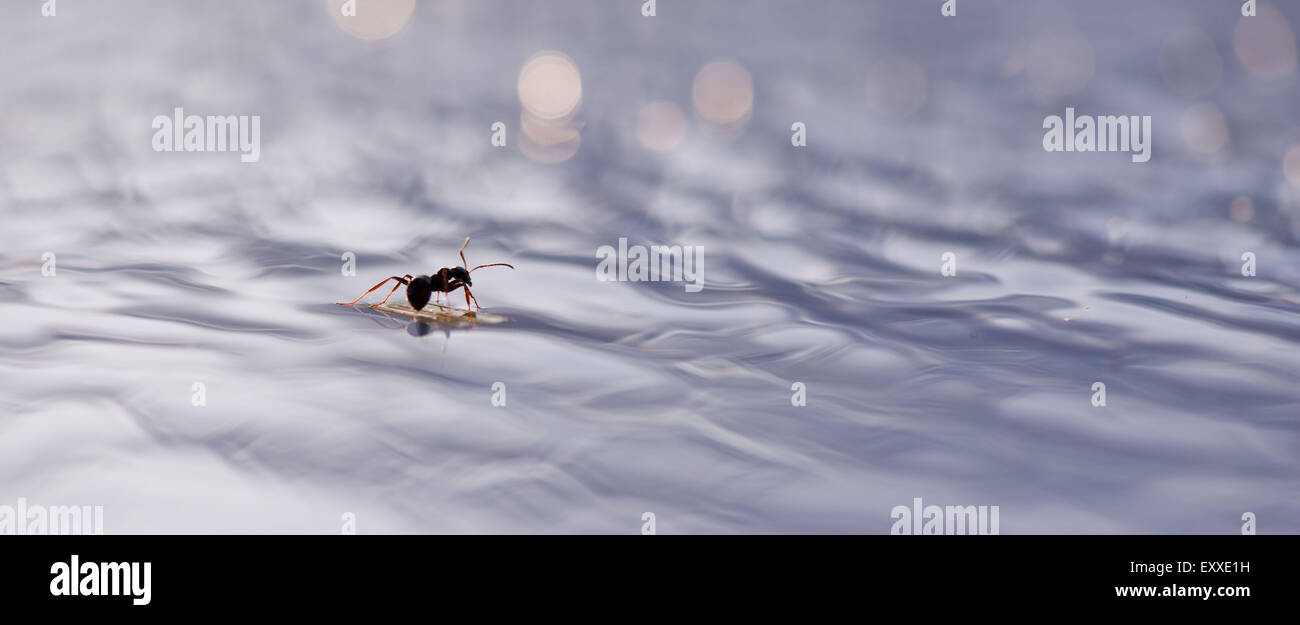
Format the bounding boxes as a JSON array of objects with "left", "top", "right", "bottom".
[
  {"left": 1234, "top": 5, "right": 1298, "bottom": 78},
  {"left": 635, "top": 101, "right": 687, "bottom": 152},
  {"left": 327, "top": 0, "right": 415, "bottom": 41},
  {"left": 1180, "top": 102, "right": 1230, "bottom": 157},
  {"left": 1284, "top": 145, "right": 1300, "bottom": 188},
  {"left": 692, "top": 60, "right": 754, "bottom": 130},
  {"left": 1229, "top": 196, "right": 1255, "bottom": 223},
  {"left": 866, "top": 57, "right": 927, "bottom": 118},
  {"left": 518, "top": 51, "right": 583, "bottom": 121},
  {"left": 1026, "top": 28, "right": 1096, "bottom": 99}
]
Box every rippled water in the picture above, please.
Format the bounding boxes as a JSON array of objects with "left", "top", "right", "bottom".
[{"left": 3, "top": 0, "right": 1299, "bottom": 533}]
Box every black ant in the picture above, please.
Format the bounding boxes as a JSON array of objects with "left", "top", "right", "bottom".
[{"left": 337, "top": 237, "right": 514, "bottom": 312}]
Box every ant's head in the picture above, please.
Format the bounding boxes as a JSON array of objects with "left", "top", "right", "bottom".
[
  {"left": 407, "top": 275, "right": 432, "bottom": 311},
  {"left": 448, "top": 266, "right": 471, "bottom": 286}
]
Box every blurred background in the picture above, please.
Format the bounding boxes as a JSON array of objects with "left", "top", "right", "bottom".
[{"left": 1, "top": 0, "right": 1299, "bottom": 533}]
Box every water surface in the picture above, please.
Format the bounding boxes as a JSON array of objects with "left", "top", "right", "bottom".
[{"left": 2, "top": 0, "right": 1299, "bottom": 533}]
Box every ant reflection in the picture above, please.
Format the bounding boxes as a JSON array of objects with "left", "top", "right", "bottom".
[{"left": 350, "top": 301, "right": 491, "bottom": 349}]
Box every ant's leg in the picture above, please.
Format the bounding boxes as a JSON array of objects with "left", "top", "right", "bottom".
[
  {"left": 463, "top": 285, "right": 481, "bottom": 311},
  {"left": 377, "top": 275, "right": 414, "bottom": 305},
  {"left": 444, "top": 281, "right": 472, "bottom": 311},
  {"left": 362, "top": 307, "right": 404, "bottom": 330},
  {"left": 337, "top": 276, "right": 410, "bottom": 306}
]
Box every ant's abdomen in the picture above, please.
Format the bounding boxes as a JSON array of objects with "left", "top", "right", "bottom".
[{"left": 406, "top": 275, "right": 432, "bottom": 310}]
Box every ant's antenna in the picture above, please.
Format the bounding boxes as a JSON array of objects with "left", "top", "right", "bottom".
[{"left": 460, "top": 236, "right": 514, "bottom": 272}]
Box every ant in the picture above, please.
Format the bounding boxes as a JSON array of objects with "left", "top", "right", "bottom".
[{"left": 337, "top": 237, "right": 514, "bottom": 312}]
